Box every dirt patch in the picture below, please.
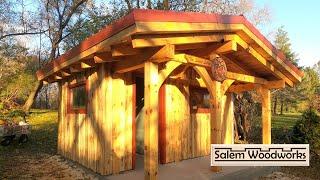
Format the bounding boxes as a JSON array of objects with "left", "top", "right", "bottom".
[
  {"left": 261, "top": 172, "right": 309, "bottom": 180},
  {"left": 0, "top": 150, "right": 98, "bottom": 179}
]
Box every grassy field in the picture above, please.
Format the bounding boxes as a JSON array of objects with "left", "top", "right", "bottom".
[
  {"left": 0, "top": 109, "right": 59, "bottom": 178},
  {"left": 1, "top": 110, "right": 319, "bottom": 179},
  {"left": 0, "top": 109, "right": 58, "bottom": 155},
  {"left": 272, "top": 113, "right": 301, "bottom": 129}
]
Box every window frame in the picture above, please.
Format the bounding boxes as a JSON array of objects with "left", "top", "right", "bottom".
[{"left": 67, "top": 81, "right": 88, "bottom": 114}]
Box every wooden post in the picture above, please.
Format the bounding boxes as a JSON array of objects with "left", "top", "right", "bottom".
[
  {"left": 144, "top": 61, "right": 159, "bottom": 180},
  {"left": 210, "top": 81, "right": 222, "bottom": 172},
  {"left": 259, "top": 87, "right": 271, "bottom": 144},
  {"left": 221, "top": 93, "right": 234, "bottom": 144},
  {"left": 192, "top": 66, "right": 223, "bottom": 172}
]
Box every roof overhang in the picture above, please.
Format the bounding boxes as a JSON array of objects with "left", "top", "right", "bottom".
[{"left": 36, "top": 9, "right": 303, "bottom": 87}]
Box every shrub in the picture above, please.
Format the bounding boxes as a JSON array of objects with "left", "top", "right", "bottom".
[{"left": 292, "top": 109, "right": 320, "bottom": 152}]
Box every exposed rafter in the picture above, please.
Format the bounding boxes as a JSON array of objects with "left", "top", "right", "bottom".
[{"left": 93, "top": 52, "right": 113, "bottom": 63}]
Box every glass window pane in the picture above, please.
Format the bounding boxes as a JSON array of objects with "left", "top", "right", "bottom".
[
  {"left": 190, "top": 88, "right": 211, "bottom": 109},
  {"left": 72, "top": 85, "right": 86, "bottom": 109}
]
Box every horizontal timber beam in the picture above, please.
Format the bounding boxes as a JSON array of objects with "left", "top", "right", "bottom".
[
  {"left": 228, "top": 83, "right": 259, "bottom": 93},
  {"left": 226, "top": 71, "right": 267, "bottom": 84},
  {"left": 228, "top": 80, "right": 286, "bottom": 93},
  {"left": 111, "top": 43, "right": 140, "bottom": 56},
  {"left": 215, "top": 40, "right": 237, "bottom": 54},
  {"left": 174, "top": 54, "right": 212, "bottom": 67},
  {"left": 173, "top": 54, "right": 273, "bottom": 85},
  {"left": 132, "top": 33, "right": 227, "bottom": 48}
]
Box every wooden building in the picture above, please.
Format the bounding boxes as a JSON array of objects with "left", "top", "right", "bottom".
[{"left": 36, "top": 9, "right": 303, "bottom": 180}]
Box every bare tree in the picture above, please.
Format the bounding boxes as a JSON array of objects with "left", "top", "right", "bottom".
[
  {"left": 0, "top": 0, "right": 46, "bottom": 41},
  {"left": 23, "top": 0, "right": 88, "bottom": 112},
  {"left": 203, "top": 0, "right": 271, "bottom": 26}
]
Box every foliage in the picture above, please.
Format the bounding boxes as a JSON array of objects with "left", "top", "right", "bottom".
[
  {"left": 274, "top": 26, "right": 299, "bottom": 66},
  {"left": 292, "top": 109, "right": 320, "bottom": 152},
  {"left": 0, "top": 41, "right": 38, "bottom": 111},
  {"left": 246, "top": 113, "right": 300, "bottom": 144},
  {"left": 233, "top": 92, "right": 261, "bottom": 140},
  {"left": 271, "top": 27, "right": 320, "bottom": 114},
  {"left": 297, "top": 67, "right": 320, "bottom": 110},
  {"left": 62, "top": 2, "right": 127, "bottom": 51}
]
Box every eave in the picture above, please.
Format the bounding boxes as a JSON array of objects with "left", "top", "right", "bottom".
[{"left": 36, "top": 9, "right": 303, "bottom": 87}]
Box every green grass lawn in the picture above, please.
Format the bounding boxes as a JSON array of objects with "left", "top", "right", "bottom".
[
  {"left": 0, "top": 109, "right": 58, "bottom": 156},
  {"left": 271, "top": 113, "right": 301, "bottom": 144},
  {"left": 272, "top": 113, "right": 301, "bottom": 129}
]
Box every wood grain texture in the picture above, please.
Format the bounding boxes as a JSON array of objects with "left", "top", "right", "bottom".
[{"left": 57, "top": 65, "right": 134, "bottom": 175}]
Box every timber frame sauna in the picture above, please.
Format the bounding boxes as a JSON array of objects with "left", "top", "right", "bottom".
[{"left": 36, "top": 9, "right": 303, "bottom": 180}]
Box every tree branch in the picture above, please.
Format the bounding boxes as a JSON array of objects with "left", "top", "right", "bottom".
[{"left": 0, "top": 30, "right": 48, "bottom": 41}]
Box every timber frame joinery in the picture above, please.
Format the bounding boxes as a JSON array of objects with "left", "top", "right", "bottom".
[{"left": 37, "top": 9, "right": 303, "bottom": 180}]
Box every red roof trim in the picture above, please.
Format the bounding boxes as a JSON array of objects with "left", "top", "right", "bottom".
[{"left": 37, "top": 9, "right": 303, "bottom": 79}]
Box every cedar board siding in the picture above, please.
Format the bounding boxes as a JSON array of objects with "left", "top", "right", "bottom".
[
  {"left": 163, "top": 80, "right": 211, "bottom": 163},
  {"left": 163, "top": 79, "right": 234, "bottom": 163},
  {"left": 57, "top": 64, "right": 134, "bottom": 175}
]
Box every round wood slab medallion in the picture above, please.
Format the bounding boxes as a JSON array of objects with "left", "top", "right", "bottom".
[{"left": 211, "top": 57, "right": 227, "bottom": 82}]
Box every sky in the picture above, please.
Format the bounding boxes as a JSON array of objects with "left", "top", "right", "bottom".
[
  {"left": 22, "top": 0, "right": 320, "bottom": 68},
  {"left": 257, "top": 0, "right": 320, "bottom": 67}
]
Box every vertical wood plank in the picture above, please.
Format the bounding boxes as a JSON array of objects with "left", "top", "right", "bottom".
[
  {"left": 221, "top": 93, "right": 234, "bottom": 144},
  {"left": 125, "top": 73, "right": 133, "bottom": 170},
  {"left": 144, "top": 61, "right": 159, "bottom": 180},
  {"left": 132, "top": 79, "right": 136, "bottom": 169},
  {"left": 104, "top": 64, "right": 113, "bottom": 175},
  {"left": 112, "top": 76, "right": 121, "bottom": 174},
  {"left": 260, "top": 87, "right": 271, "bottom": 144},
  {"left": 57, "top": 81, "right": 63, "bottom": 154},
  {"left": 159, "top": 84, "right": 166, "bottom": 164}
]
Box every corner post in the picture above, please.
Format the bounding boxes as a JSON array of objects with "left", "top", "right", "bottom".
[
  {"left": 259, "top": 87, "right": 271, "bottom": 144},
  {"left": 144, "top": 61, "right": 159, "bottom": 180},
  {"left": 210, "top": 80, "right": 222, "bottom": 172}
]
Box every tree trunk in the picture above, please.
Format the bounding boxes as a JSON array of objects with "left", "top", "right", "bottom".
[
  {"left": 163, "top": 0, "right": 169, "bottom": 10},
  {"left": 202, "top": 0, "right": 208, "bottom": 12},
  {"left": 124, "top": 0, "right": 132, "bottom": 10},
  {"left": 280, "top": 100, "right": 283, "bottom": 115},
  {"left": 273, "top": 97, "right": 277, "bottom": 115},
  {"left": 147, "top": 0, "right": 152, "bottom": 9},
  {"left": 234, "top": 116, "right": 239, "bottom": 141},
  {"left": 23, "top": 81, "right": 43, "bottom": 112},
  {"left": 45, "top": 86, "right": 49, "bottom": 109}
]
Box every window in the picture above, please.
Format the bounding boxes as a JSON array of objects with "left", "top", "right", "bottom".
[
  {"left": 190, "top": 87, "right": 211, "bottom": 113},
  {"left": 68, "top": 82, "right": 87, "bottom": 114}
]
